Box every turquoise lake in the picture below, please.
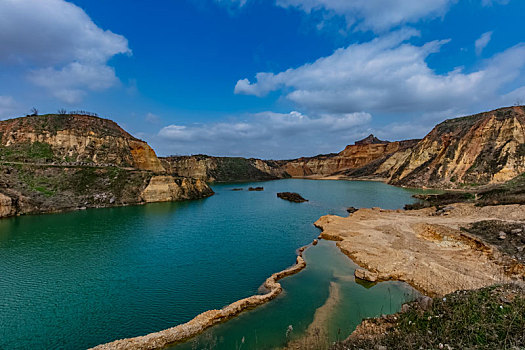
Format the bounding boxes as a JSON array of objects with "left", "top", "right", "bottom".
[{"left": 0, "top": 179, "right": 419, "bottom": 349}]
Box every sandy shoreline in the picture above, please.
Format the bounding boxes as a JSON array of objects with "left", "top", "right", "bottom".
[
  {"left": 315, "top": 203, "right": 525, "bottom": 297},
  {"left": 90, "top": 245, "right": 311, "bottom": 350}
]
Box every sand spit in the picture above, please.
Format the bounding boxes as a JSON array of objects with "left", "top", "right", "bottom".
[
  {"left": 315, "top": 203, "right": 525, "bottom": 297},
  {"left": 90, "top": 246, "right": 310, "bottom": 350},
  {"left": 284, "top": 281, "right": 341, "bottom": 350}
]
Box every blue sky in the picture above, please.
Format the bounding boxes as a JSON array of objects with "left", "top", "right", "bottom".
[{"left": 1, "top": 0, "right": 524, "bottom": 158}]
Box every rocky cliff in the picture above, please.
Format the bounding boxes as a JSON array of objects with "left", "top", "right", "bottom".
[
  {"left": 161, "top": 155, "right": 289, "bottom": 182},
  {"left": 281, "top": 107, "right": 525, "bottom": 188},
  {"left": 282, "top": 135, "right": 419, "bottom": 177},
  {"left": 387, "top": 106, "right": 525, "bottom": 188},
  {"left": 0, "top": 114, "right": 165, "bottom": 172},
  {"left": 0, "top": 114, "right": 213, "bottom": 218}
]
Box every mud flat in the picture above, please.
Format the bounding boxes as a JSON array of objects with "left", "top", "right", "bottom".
[
  {"left": 315, "top": 203, "right": 525, "bottom": 297},
  {"left": 90, "top": 246, "right": 310, "bottom": 350}
]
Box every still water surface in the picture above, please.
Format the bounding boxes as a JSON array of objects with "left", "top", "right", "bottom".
[{"left": 0, "top": 179, "right": 418, "bottom": 349}]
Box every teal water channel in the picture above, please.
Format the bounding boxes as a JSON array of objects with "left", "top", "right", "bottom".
[{"left": 0, "top": 179, "right": 419, "bottom": 349}]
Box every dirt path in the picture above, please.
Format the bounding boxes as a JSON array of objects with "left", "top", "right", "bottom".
[{"left": 315, "top": 203, "right": 525, "bottom": 297}]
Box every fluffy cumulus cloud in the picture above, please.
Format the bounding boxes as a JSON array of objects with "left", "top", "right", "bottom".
[
  {"left": 156, "top": 111, "right": 372, "bottom": 158},
  {"left": 235, "top": 29, "right": 525, "bottom": 116},
  {"left": 475, "top": 31, "right": 493, "bottom": 55},
  {"left": 0, "top": 0, "right": 130, "bottom": 103}
]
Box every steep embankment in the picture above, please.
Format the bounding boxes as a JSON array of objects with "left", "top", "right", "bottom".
[
  {"left": 282, "top": 135, "right": 419, "bottom": 178},
  {"left": 388, "top": 106, "right": 525, "bottom": 188},
  {"left": 0, "top": 114, "right": 213, "bottom": 218},
  {"left": 161, "top": 155, "right": 289, "bottom": 182},
  {"left": 282, "top": 107, "right": 525, "bottom": 188}
]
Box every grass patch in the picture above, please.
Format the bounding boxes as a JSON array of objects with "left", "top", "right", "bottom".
[
  {"left": 336, "top": 284, "right": 525, "bottom": 350},
  {"left": 0, "top": 141, "right": 55, "bottom": 162}
]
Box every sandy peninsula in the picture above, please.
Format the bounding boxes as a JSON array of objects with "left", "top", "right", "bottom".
[{"left": 315, "top": 203, "right": 525, "bottom": 297}]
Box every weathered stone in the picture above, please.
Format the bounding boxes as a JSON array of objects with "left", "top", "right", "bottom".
[
  {"left": 354, "top": 268, "right": 378, "bottom": 282},
  {"left": 417, "top": 296, "right": 433, "bottom": 311},
  {"left": 0, "top": 193, "right": 15, "bottom": 218},
  {"left": 347, "top": 206, "right": 358, "bottom": 214}
]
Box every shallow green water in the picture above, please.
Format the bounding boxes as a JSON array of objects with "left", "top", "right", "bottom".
[
  {"left": 0, "top": 179, "right": 418, "bottom": 349},
  {"left": 175, "top": 240, "right": 417, "bottom": 350}
]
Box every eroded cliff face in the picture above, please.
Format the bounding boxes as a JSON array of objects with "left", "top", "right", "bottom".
[
  {"left": 388, "top": 107, "right": 525, "bottom": 188},
  {"left": 281, "top": 107, "right": 525, "bottom": 188},
  {"left": 0, "top": 114, "right": 214, "bottom": 219},
  {"left": 141, "top": 176, "right": 213, "bottom": 202},
  {"left": 161, "top": 155, "right": 288, "bottom": 182},
  {"left": 0, "top": 114, "right": 164, "bottom": 172},
  {"left": 283, "top": 136, "right": 419, "bottom": 177}
]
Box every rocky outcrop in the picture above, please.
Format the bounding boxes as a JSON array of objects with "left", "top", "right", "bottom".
[
  {"left": 161, "top": 155, "right": 289, "bottom": 182},
  {"left": 277, "top": 192, "right": 308, "bottom": 203},
  {"left": 140, "top": 176, "right": 213, "bottom": 202},
  {"left": 387, "top": 106, "right": 525, "bottom": 188},
  {"left": 282, "top": 137, "right": 419, "bottom": 177},
  {"left": 0, "top": 114, "right": 165, "bottom": 172},
  {"left": 315, "top": 204, "right": 525, "bottom": 296},
  {"left": 354, "top": 268, "right": 378, "bottom": 282},
  {"left": 0, "top": 193, "right": 15, "bottom": 217},
  {"left": 281, "top": 107, "right": 525, "bottom": 188},
  {"left": 0, "top": 114, "right": 214, "bottom": 219}
]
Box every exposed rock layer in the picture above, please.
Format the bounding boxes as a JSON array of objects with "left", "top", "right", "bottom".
[
  {"left": 283, "top": 107, "right": 525, "bottom": 188},
  {"left": 0, "top": 114, "right": 213, "bottom": 218},
  {"left": 161, "top": 155, "right": 288, "bottom": 182},
  {"left": 315, "top": 204, "right": 525, "bottom": 297},
  {"left": 282, "top": 138, "right": 419, "bottom": 178},
  {"left": 388, "top": 106, "right": 525, "bottom": 187},
  {"left": 0, "top": 114, "right": 164, "bottom": 172}
]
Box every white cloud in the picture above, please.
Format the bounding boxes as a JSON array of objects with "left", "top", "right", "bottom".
[
  {"left": 28, "top": 63, "right": 119, "bottom": 104},
  {"left": 215, "top": 0, "right": 247, "bottom": 7},
  {"left": 276, "top": 0, "right": 456, "bottom": 32},
  {"left": 0, "top": 0, "right": 130, "bottom": 103},
  {"left": 475, "top": 31, "right": 493, "bottom": 55},
  {"left": 481, "top": 0, "right": 510, "bottom": 6},
  {"left": 145, "top": 112, "right": 161, "bottom": 124},
  {"left": 156, "top": 111, "right": 371, "bottom": 158},
  {"left": 235, "top": 29, "right": 525, "bottom": 116},
  {"left": 275, "top": 0, "right": 509, "bottom": 32}
]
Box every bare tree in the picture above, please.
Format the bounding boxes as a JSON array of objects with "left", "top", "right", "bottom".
[
  {"left": 57, "top": 108, "right": 68, "bottom": 115},
  {"left": 514, "top": 98, "right": 523, "bottom": 106},
  {"left": 30, "top": 107, "right": 38, "bottom": 116}
]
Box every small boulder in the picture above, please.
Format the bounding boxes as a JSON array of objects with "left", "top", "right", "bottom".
[
  {"left": 346, "top": 206, "right": 358, "bottom": 214},
  {"left": 312, "top": 239, "right": 318, "bottom": 246},
  {"left": 248, "top": 187, "right": 264, "bottom": 191},
  {"left": 231, "top": 188, "right": 243, "bottom": 191},
  {"left": 417, "top": 296, "right": 433, "bottom": 311},
  {"left": 498, "top": 231, "right": 507, "bottom": 240},
  {"left": 510, "top": 228, "right": 523, "bottom": 234},
  {"left": 354, "top": 268, "right": 378, "bottom": 282}
]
